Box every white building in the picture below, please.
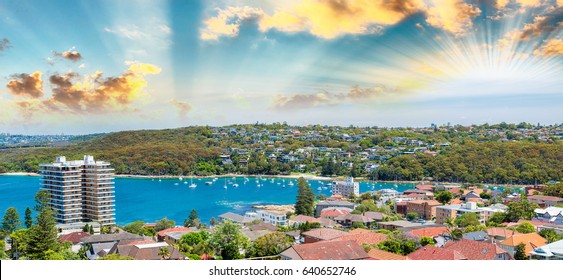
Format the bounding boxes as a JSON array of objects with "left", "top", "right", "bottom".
[
  {"left": 330, "top": 177, "right": 359, "bottom": 197},
  {"left": 39, "top": 155, "right": 116, "bottom": 226},
  {"left": 252, "top": 210, "right": 288, "bottom": 226}
]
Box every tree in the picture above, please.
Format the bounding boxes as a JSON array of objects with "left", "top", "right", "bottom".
[
  {"left": 33, "top": 190, "right": 51, "bottom": 212},
  {"left": 420, "top": 236, "right": 435, "bottom": 246},
  {"left": 435, "top": 191, "right": 453, "bottom": 205},
  {"left": 1, "top": 207, "right": 21, "bottom": 234},
  {"left": 454, "top": 213, "right": 480, "bottom": 228},
  {"left": 406, "top": 212, "right": 419, "bottom": 221},
  {"left": 515, "top": 222, "right": 536, "bottom": 234},
  {"left": 209, "top": 217, "right": 217, "bottom": 226},
  {"left": 294, "top": 177, "right": 315, "bottom": 216},
  {"left": 98, "top": 254, "right": 134, "bottom": 260},
  {"left": 541, "top": 182, "right": 563, "bottom": 198},
  {"left": 486, "top": 212, "right": 506, "bottom": 226},
  {"left": 82, "top": 224, "right": 90, "bottom": 233},
  {"left": 155, "top": 218, "right": 176, "bottom": 232},
  {"left": 123, "top": 221, "right": 145, "bottom": 235},
  {"left": 209, "top": 220, "right": 249, "bottom": 260},
  {"left": 538, "top": 229, "right": 563, "bottom": 243},
  {"left": 24, "top": 208, "right": 32, "bottom": 229},
  {"left": 351, "top": 222, "right": 367, "bottom": 229},
  {"left": 0, "top": 240, "right": 7, "bottom": 260},
  {"left": 505, "top": 194, "right": 539, "bottom": 222},
  {"left": 479, "top": 192, "right": 491, "bottom": 200},
  {"left": 26, "top": 204, "right": 60, "bottom": 259},
  {"left": 514, "top": 243, "right": 528, "bottom": 260},
  {"left": 185, "top": 209, "right": 201, "bottom": 228},
  {"left": 376, "top": 235, "right": 419, "bottom": 256},
  {"left": 158, "top": 247, "right": 171, "bottom": 260},
  {"left": 251, "top": 232, "right": 293, "bottom": 257},
  {"left": 89, "top": 225, "right": 95, "bottom": 235}
]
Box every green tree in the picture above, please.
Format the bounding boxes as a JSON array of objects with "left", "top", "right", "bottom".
[
  {"left": 515, "top": 222, "right": 536, "bottom": 234},
  {"left": 406, "top": 212, "right": 419, "bottom": 221},
  {"left": 435, "top": 191, "right": 453, "bottom": 205},
  {"left": 44, "top": 249, "right": 64, "bottom": 260},
  {"left": 33, "top": 190, "right": 51, "bottom": 212},
  {"left": 209, "top": 217, "right": 217, "bottom": 226},
  {"left": 351, "top": 222, "right": 367, "bottom": 229},
  {"left": 420, "top": 236, "right": 435, "bottom": 246},
  {"left": 185, "top": 209, "right": 201, "bottom": 228},
  {"left": 123, "top": 221, "right": 145, "bottom": 235},
  {"left": 24, "top": 208, "right": 32, "bottom": 229},
  {"left": 82, "top": 224, "right": 90, "bottom": 233},
  {"left": 1, "top": 207, "right": 21, "bottom": 234},
  {"left": 209, "top": 220, "right": 249, "bottom": 260},
  {"left": 0, "top": 240, "right": 7, "bottom": 260},
  {"left": 538, "top": 229, "right": 563, "bottom": 243},
  {"left": 294, "top": 177, "right": 315, "bottom": 216},
  {"left": 179, "top": 231, "right": 211, "bottom": 253},
  {"left": 454, "top": 213, "right": 480, "bottom": 228},
  {"left": 251, "top": 232, "right": 293, "bottom": 257},
  {"left": 376, "top": 235, "right": 419, "bottom": 256},
  {"left": 541, "top": 182, "right": 563, "bottom": 198},
  {"left": 158, "top": 247, "right": 171, "bottom": 260},
  {"left": 486, "top": 212, "right": 507, "bottom": 226},
  {"left": 514, "top": 243, "right": 528, "bottom": 260},
  {"left": 89, "top": 225, "right": 95, "bottom": 235},
  {"left": 26, "top": 205, "right": 60, "bottom": 259},
  {"left": 155, "top": 218, "right": 176, "bottom": 232},
  {"left": 505, "top": 194, "right": 539, "bottom": 222}
]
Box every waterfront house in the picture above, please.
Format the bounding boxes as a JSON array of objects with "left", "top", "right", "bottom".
[
  {"left": 279, "top": 240, "right": 369, "bottom": 260},
  {"left": 255, "top": 210, "right": 288, "bottom": 226},
  {"left": 500, "top": 233, "right": 547, "bottom": 257}
]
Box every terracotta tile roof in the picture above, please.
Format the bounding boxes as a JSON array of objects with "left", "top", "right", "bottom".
[
  {"left": 415, "top": 185, "right": 434, "bottom": 191},
  {"left": 121, "top": 243, "right": 185, "bottom": 260},
  {"left": 528, "top": 195, "right": 563, "bottom": 202},
  {"left": 448, "top": 188, "right": 462, "bottom": 195},
  {"left": 396, "top": 201, "right": 407, "bottom": 206},
  {"left": 449, "top": 198, "right": 463, "bottom": 205},
  {"left": 466, "top": 197, "right": 483, "bottom": 202},
  {"left": 500, "top": 233, "right": 547, "bottom": 256},
  {"left": 317, "top": 217, "right": 337, "bottom": 228},
  {"left": 331, "top": 231, "right": 388, "bottom": 246},
  {"left": 302, "top": 228, "right": 350, "bottom": 240},
  {"left": 446, "top": 239, "right": 508, "bottom": 260},
  {"left": 407, "top": 227, "right": 448, "bottom": 238},
  {"left": 334, "top": 214, "right": 373, "bottom": 223},
  {"left": 408, "top": 245, "right": 468, "bottom": 260},
  {"left": 59, "top": 231, "right": 91, "bottom": 244},
  {"left": 289, "top": 215, "right": 319, "bottom": 223},
  {"left": 286, "top": 240, "right": 370, "bottom": 260},
  {"left": 349, "top": 228, "right": 372, "bottom": 235},
  {"left": 156, "top": 227, "right": 194, "bottom": 238},
  {"left": 486, "top": 227, "right": 516, "bottom": 238},
  {"left": 367, "top": 248, "right": 408, "bottom": 260},
  {"left": 364, "top": 212, "right": 388, "bottom": 221},
  {"left": 320, "top": 208, "right": 351, "bottom": 217}
]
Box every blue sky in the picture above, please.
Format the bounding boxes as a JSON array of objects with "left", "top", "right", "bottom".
[{"left": 0, "top": 0, "right": 562, "bottom": 134}]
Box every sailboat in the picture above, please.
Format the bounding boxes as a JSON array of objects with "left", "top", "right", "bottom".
[
  {"left": 189, "top": 176, "right": 197, "bottom": 188},
  {"left": 224, "top": 178, "right": 228, "bottom": 189}
]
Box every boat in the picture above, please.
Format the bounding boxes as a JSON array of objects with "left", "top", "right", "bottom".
[
  {"left": 174, "top": 183, "right": 179, "bottom": 186},
  {"left": 184, "top": 181, "right": 188, "bottom": 184},
  {"left": 205, "top": 181, "right": 213, "bottom": 186},
  {"left": 224, "top": 178, "right": 227, "bottom": 189},
  {"left": 179, "top": 176, "right": 183, "bottom": 181},
  {"left": 394, "top": 184, "right": 398, "bottom": 188},
  {"left": 282, "top": 185, "right": 286, "bottom": 188},
  {"left": 317, "top": 187, "right": 322, "bottom": 190},
  {"left": 189, "top": 176, "right": 197, "bottom": 188},
  {"left": 233, "top": 183, "right": 239, "bottom": 187},
  {"left": 288, "top": 181, "right": 294, "bottom": 186}
]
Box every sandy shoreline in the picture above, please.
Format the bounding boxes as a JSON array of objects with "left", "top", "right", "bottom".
[{"left": 0, "top": 172, "right": 40, "bottom": 176}]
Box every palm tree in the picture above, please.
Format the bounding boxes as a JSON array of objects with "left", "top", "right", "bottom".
[{"left": 158, "top": 247, "right": 170, "bottom": 260}]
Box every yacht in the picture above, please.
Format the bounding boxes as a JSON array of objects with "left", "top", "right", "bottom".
[
  {"left": 205, "top": 181, "right": 213, "bottom": 186},
  {"left": 288, "top": 181, "right": 294, "bottom": 186}
]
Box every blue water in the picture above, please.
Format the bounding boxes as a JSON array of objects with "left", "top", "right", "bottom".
[{"left": 0, "top": 175, "right": 413, "bottom": 226}]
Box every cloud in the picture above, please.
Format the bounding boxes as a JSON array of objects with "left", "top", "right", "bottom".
[
  {"left": 425, "top": 0, "right": 481, "bottom": 36},
  {"left": 0, "top": 38, "right": 11, "bottom": 51},
  {"left": 52, "top": 47, "right": 83, "bottom": 62},
  {"left": 200, "top": 6, "right": 264, "bottom": 40},
  {"left": 7, "top": 63, "right": 162, "bottom": 117},
  {"left": 518, "top": 7, "right": 563, "bottom": 41},
  {"left": 273, "top": 85, "right": 395, "bottom": 110},
  {"left": 6, "top": 72, "right": 44, "bottom": 98},
  {"left": 104, "top": 23, "right": 172, "bottom": 49},
  {"left": 533, "top": 39, "right": 563, "bottom": 56},
  {"left": 169, "top": 99, "right": 192, "bottom": 119}
]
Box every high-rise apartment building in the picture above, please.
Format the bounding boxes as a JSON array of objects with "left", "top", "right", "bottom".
[
  {"left": 39, "top": 155, "right": 116, "bottom": 225},
  {"left": 330, "top": 177, "right": 359, "bottom": 197}
]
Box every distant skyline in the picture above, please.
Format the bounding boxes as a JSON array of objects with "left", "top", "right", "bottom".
[{"left": 1, "top": 0, "right": 562, "bottom": 134}]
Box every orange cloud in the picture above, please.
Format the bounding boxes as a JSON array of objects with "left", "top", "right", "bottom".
[
  {"left": 425, "top": 0, "right": 481, "bottom": 36},
  {"left": 533, "top": 39, "right": 563, "bottom": 56},
  {"left": 169, "top": 99, "right": 192, "bottom": 119},
  {"left": 273, "top": 85, "right": 395, "bottom": 110},
  {"left": 6, "top": 72, "right": 44, "bottom": 98},
  {"left": 201, "top": 6, "right": 264, "bottom": 40},
  {"left": 53, "top": 48, "right": 82, "bottom": 62},
  {"left": 508, "top": 8, "right": 563, "bottom": 41},
  {"left": 0, "top": 38, "right": 11, "bottom": 51}
]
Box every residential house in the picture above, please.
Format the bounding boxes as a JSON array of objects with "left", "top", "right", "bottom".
[
  {"left": 528, "top": 195, "right": 563, "bottom": 208},
  {"left": 59, "top": 231, "right": 91, "bottom": 253},
  {"left": 81, "top": 232, "right": 146, "bottom": 260},
  {"left": 255, "top": 210, "right": 288, "bottom": 226},
  {"left": 529, "top": 239, "right": 563, "bottom": 260},
  {"left": 462, "top": 231, "right": 489, "bottom": 242},
  {"left": 288, "top": 215, "right": 319, "bottom": 227},
  {"left": 534, "top": 207, "right": 563, "bottom": 224},
  {"left": 363, "top": 212, "right": 388, "bottom": 222},
  {"left": 406, "top": 226, "right": 448, "bottom": 239},
  {"left": 446, "top": 239, "right": 511, "bottom": 260},
  {"left": 113, "top": 241, "right": 185, "bottom": 260},
  {"left": 377, "top": 220, "right": 420, "bottom": 231},
  {"left": 486, "top": 227, "right": 517, "bottom": 243},
  {"left": 301, "top": 228, "right": 350, "bottom": 243},
  {"left": 314, "top": 200, "right": 356, "bottom": 217},
  {"left": 407, "top": 245, "right": 468, "bottom": 260},
  {"left": 156, "top": 227, "right": 194, "bottom": 243},
  {"left": 415, "top": 185, "right": 435, "bottom": 192},
  {"left": 218, "top": 212, "right": 255, "bottom": 224},
  {"left": 480, "top": 204, "right": 509, "bottom": 222},
  {"left": 279, "top": 240, "right": 369, "bottom": 260},
  {"left": 499, "top": 233, "right": 547, "bottom": 257},
  {"left": 319, "top": 207, "right": 352, "bottom": 220},
  {"left": 330, "top": 228, "right": 388, "bottom": 246},
  {"left": 396, "top": 201, "right": 408, "bottom": 215},
  {"left": 406, "top": 200, "right": 441, "bottom": 220},
  {"left": 334, "top": 213, "right": 374, "bottom": 228}
]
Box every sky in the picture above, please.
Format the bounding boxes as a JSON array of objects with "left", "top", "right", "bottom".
[{"left": 0, "top": 0, "right": 562, "bottom": 134}]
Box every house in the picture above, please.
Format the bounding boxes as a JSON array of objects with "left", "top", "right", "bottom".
[
  {"left": 241, "top": 228, "right": 274, "bottom": 241},
  {"left": 301, "top": 228, "right": 350, "bottom": 243},
  {"left": 480, "top": 204, "right": 509, "bottom": 221},
  {"left": 363, "top": 211, "right": 388, "bottom": 222},
  {"left": 218, "top": 212, "right": 255, "bottom": 224},
  {"left": 114, "top": 241, "right": 185, "bottom": 260},
  {"left": 156, "top": 227, "right": 194, "bottom": 243},
  {"left": 81, "top": 232, "right": 147, "bottom": 260},
  {"left": 415, "top": 185, "right": 434, "bottom": 192},
  {"left": 314, "top": 200, "right": 356, "bottom": 217},
  {"left": 406, "top": 226, "right": 448, "bottom": 238},
  {"left": 377, "top": 220, "right": 419, "bottom": 231},
  {"left": 330, "top": 228, "right": 388, "bottom": 246},
  {"left": 538, "top": 223, "right": 563, "bottom": 234},
  {"left": 486, "top": 227, "right": 517, "bottom": 243},
  {"left": 499, "top": 233, "right": 547, "bottom": 257},
  {"left": 56, "top": 222, "right": 101, "bottom": 235},
  {"left": 529, "top": 239, "right": 563, "bottom": 260},
  {"left": 279, "top": 240, "right": 369, "bottom": 260},
  {"left": 334, "top": 213, "right": 374, "bottom": 228},
  {"left": 367, "top": 248, "right": 409, "bottom": 260},
  {"left": 446, "top": 239, "right": 511, "bottom": 260},
  {"left": 255, "top": 210, "right": 288, "bottom": 226},
  {"left": 462, "top": 231, "right": 489, "bottom": 242},
  {"left": 435, "top": 202, "right": 485, "bottom": 225},
  {"left": 407, "top": 245, "right": 468, "bottom": 260},
  {"left": 534, "top": 207, "right": 563, "bottom": 224},
  {"left": 406, "top": 200, "right": 441, "bottom": 220},
  {"left": 528, "top": 195, "right": 563, "bottom": 208},
  {"left": 59, "top": 231, "right": 91, "bottom": 253},
  {"left": 320, "top": 207, "right": 352, "bottom": 220},
  {"left": 288, "top": 215, "right": 319, "bottom": 227}
]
